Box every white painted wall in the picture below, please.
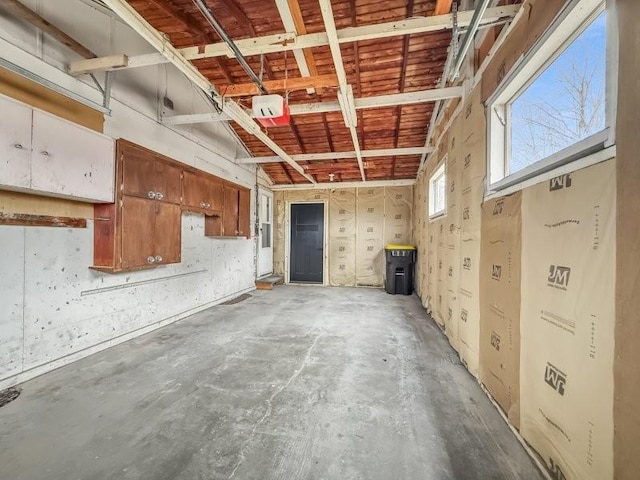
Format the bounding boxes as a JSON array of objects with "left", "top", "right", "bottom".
[{"left": 0, "top": 0, "right": 262, "bottom": 388}]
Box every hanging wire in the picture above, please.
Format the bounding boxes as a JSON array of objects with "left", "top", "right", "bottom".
[
  {"left": 284, "top": 49, "right": 289, "bottom": 105},
  {"left": 259, "top": 53, "right": 265, "bottom": 83}
]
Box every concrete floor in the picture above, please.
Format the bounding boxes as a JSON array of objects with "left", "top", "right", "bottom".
[{"left": 0, "top": 286, "right": 544, "bottom": 480}]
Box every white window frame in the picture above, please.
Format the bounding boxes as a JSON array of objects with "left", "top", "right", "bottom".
[
  {"left": 486, "top": 0, "right": 617, "bottom": 193},
  {"left": 428, "top": 158, "right": 447, "bottom": 220}
]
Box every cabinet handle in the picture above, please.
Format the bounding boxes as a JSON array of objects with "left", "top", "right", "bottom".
[
  {"left": 155, "top": 255, "right": 163, "bottom": 263},
  {"left": 147, "top": 191, "right": 156, "bottom": 199},
  {"left": 147, "top": 256, "right": 156, "bottom": 264},
  {"left": 206, "top": 202, "right": 211, "bottom": 208},
  {"left": 41, "top": 150, "right": 50, "bottom": 156},
  {"left": 14, "top": 143, "right": 23, "bottom": 149},
  {"left": 200, "top": 201, "right": 207, "bottom": 208},
  {"left": 156, "top": 192, "right": 164, "bottom": 200}
]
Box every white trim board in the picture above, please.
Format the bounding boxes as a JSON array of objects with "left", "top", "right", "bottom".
[{"left": 272, "top": 179, "right": 416, "bottom": 191}]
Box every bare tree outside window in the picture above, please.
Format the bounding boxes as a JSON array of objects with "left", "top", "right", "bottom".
[{"left": 509, "top": 13, "right": 607, "bottom": 174}]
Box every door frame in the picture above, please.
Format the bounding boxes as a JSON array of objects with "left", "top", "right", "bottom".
[
  {"left": 257, "top": 187, "right": 274, "bottom": 277},
  {"left": 285, "top": 200, "right": 328, "bottom": 286}
]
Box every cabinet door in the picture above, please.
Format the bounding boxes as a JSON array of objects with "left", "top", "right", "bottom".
[
  {"left": 238, "top": 188, "right": 251, "bottom": 238},
  {"left": 223, "top": 185, "right": 239, "bottom": 236},
  {"left": 207, "top": 177, "right": 224, "bottom": 212},
  {"left": 120, "top": 196, "right": 156, "bottom": 269},
  {"left": 0, "top": 95, "right": 32, "bottom": 190},
  {"left": 182, "top": 170, "right": 206, "bottom": 210},
  {"left": 154, "top": 202, "right": 181, "bottom": 265},
  {"left": 31, "top": 110, "right": 115, "bottom": 202},
  {"left": 121, "top": 147, "right": 181, "bottom": 204}
]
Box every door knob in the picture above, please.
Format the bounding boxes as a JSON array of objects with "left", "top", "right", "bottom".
[
  {"left": 147, "top": 191, "right": 157, "bottom": 199},
  {"left": 155, "top": 255, "right": 163, "bottom": 263},
  {"left": 147, "top": 256, "right": 156, "bottom": 264},
  {"left": 155, "top": 192, "right": 164, "bottom": 200}
]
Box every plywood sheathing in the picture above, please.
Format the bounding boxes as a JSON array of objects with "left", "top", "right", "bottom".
[{"left": 125, "top": 0, "right": 451, "bottom": 184}]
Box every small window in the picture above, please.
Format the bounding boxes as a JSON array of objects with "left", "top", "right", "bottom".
[
  {"left": 429, "top": 161, "right": 447, "bottom": 219},
  {"left": 487, "top": 0, "right": 613, "bottom": 191}
]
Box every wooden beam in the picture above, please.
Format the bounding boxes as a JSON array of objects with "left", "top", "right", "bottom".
[
  {"left": 0, "top": 213, "right": 87, "bottom": 228},
  {"left": 237, "top": 146, "right": 432, "bottom": 163},
  {"left": 222, "top": 74, "right": 338, "bottom": 97},
  {"left": 392, "top": 0, "right": 414, "bottom": 180},
  {"left": 160, "top": 86, "right": 463, "bottom": 124},
  {"left": 275, "top": 0, "right": 319, "bottom": 94},
  {"left": 434, "top": 0, "right": 453, "bottom": 16},
  {"left": 79, "top": 6, "right": 520, "bottom": 73},
  {"left": 271, "top": 178, "right": 416, "bottom": 190},
  {"left": 0, "top": 0, "right": 96, "bottom": 58},
  {"left": 69, "top": 54, "right": 128, "bottom": 75}
]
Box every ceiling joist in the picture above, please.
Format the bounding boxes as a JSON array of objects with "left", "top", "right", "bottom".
[
  {"left": 160, "top": 85, "right": 463, "bottom": 125},
  {"left": 236, "top": 146, "right": 433, "bottom": 164},
  {"left": 222, "top": 73, "right": 338, "bottom": 97},
  {"left": 319, "top": 0, "right": 366, "bottom": 181},
  {"left": 69, "top": 5, "right": 520, "bottom": 74}
]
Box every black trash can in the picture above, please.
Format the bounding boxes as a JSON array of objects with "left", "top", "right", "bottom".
[{"left": 384, "top": 245, "right": 416, "bottom": 295}]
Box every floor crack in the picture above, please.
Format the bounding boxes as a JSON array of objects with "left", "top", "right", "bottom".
[{"left": 228, "top": 332, "right": 323, "bottom": 479}]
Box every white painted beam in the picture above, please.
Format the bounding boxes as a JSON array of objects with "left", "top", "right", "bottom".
[
  {"left": 78, "top": 6, "right": 519, "bottom": 73},
  {"left": 237, "top": 146, "right": 433, "bottom": 164},
  {"left": 100, "top": 0, "right": 315, "bottom": 184},
  {"left": 319, "top": 0, "right": 366, "bottom": 181},
  {"left": 274, "top": 0, "right": 314, "bottom": 93},
  {"left": 69, "top": 54, "right": 128, "bottom": 75},
  {"left": 162, "top": 112, "right": 230, "bottom": 125},
  {"left": 162, "top": 86, "right": 465, "bottom": 125},
  {"left": 271, "top": 178, "right": 416, "bottom": 190}
]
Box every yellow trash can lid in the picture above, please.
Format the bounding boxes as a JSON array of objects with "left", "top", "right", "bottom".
[{"left": 384, "top": 244, "right": 416, "bottom": 250}]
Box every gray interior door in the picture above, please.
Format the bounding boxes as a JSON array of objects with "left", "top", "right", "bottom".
[{"left": 290, "top": 203, "right": 324, "bottom": 283}]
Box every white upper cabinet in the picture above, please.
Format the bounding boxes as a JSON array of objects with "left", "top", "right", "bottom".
[
  {"left": 0, "top": 94, "right": 115, "bottom": 203},
  {"left": 0, "top": 95, "right": 32, "bottom": 190}
]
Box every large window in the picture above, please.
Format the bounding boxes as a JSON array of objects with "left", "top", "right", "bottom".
[
  {"left": 428, "top": 160, "right": 446, "bottom": 219},
  {"left": 487, "top": 0, "right": 613, "bottom": 191}
]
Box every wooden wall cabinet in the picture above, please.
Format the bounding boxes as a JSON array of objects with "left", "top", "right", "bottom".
[
  {"left": 182, "top": 170, "right": 223, "bottom": 215},
  {"left": 205, "top": 184, "right": 250, "bottom": 238},
  {"left": 93, "top": 139, "right": 251, "bottom": 273},
  {"left": 0, "top": 94, "right": 115, "bottom": 203}
]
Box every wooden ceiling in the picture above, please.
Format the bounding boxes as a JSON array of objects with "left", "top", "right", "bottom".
[{"left": 127, "top": 0, "right": 452, "bottom": 184}]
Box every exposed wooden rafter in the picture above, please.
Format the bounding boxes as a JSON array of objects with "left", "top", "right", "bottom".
[
  {"left": 161, "top": 86, "right": 463, "bottom": 124},
  {"left": 319, "top": 0, "right": 366, "bottom": 181},
  {"left": 222, "top": 73, "right": 338, "bottom": 97},
  {"left": 237, "top": 147, "right": 434, "bottom": 164},
  {"left": 435, "top": 0, "right": 454, "bottom": 16},
  {"left": 391, "top": 0, "right": 415, "bottom": 179},
  {"left": 275, "top": 0, "right": 319, "bottom": 94},
  {"left": 71, "top": 5, "right": 520, "bottom": 73}
]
